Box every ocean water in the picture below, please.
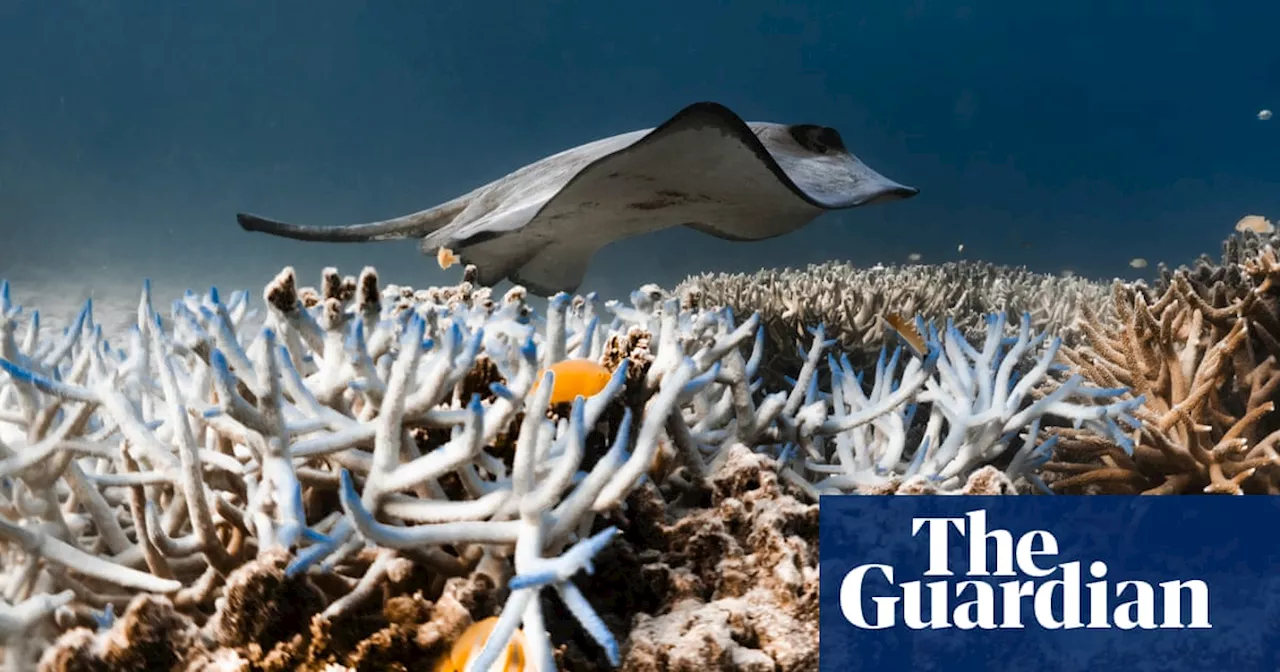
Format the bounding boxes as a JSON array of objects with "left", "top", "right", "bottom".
[{"left": 0, "top": 0, "right": 1277, "bottom": 329}]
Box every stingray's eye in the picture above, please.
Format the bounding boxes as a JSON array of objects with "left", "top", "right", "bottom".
[{"left": 788, "top": 124, "right": 845, "bottom": 155}]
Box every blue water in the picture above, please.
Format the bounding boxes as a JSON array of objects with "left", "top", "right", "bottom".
[{"left": 0, "top": 1, "right": 1277, "bottom": 305}]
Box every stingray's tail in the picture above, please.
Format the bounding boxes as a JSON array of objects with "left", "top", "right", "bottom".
[{"left": 237, "top": 198, "right": 469, "bottom": 243}]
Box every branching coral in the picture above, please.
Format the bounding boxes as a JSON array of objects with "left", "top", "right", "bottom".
[
  {"left": 1049, "top": 242, "right": 1280, "bottom": 494},
  {"left": 0, "top": 261, "right": 1134, "bottom": 670},
  {"left": 673, "top": 260, "right": 1115, "bottom": 381},
  {"left": 784, "top": 312, "right": 1140, "bottom": 495}
]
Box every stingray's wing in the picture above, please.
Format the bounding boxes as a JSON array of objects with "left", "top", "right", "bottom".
[
  {"left": 434, "top": 202, "right": 550, "bottom": 289},
  {"left": 517, "top": 102, "right": 918, "bottom": 249},
  {"left": 508, "top": 238, "right": 604, "bottom": 296},
  {"left": 420, "top": 130, "right": 652, "bottom": 252},
  {"left": 523, "top": 103, "right": 826, "bottom": 247},
  {"left": 457, "top": 104, "right": 813, "bottom": 293},
  {"left": 476, "top": 102, "right": 905, "bottom": 294},
  {"left": 416, "top": 133, "right": 655, "bottom": 292}
]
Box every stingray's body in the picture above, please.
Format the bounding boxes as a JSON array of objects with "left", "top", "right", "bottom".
[{"left": 237, "top": 102, "right": 918, "bottom": 295}]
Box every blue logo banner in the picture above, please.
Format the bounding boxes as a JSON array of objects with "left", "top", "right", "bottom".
[{"left": 819, "top": 496, "right": 1280, "bottom": 671}]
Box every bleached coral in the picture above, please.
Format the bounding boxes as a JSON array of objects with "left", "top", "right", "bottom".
[
  {"left": 674, "top": 260, "right": 1115, "bottom": 380},
  {"left": 786, "top": 312, "right": 1141, "bottom": 495},
  {"left": 0, "top": 263, "right": 1134, "bottom": 670}
]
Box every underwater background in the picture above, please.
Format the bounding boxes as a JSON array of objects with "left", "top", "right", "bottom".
[
  {"left": 0, "top": 0, "right": 1278, "bottom": 314},
  {"left": 7, "top": 4, "right": 1280, "bottom": 669}
]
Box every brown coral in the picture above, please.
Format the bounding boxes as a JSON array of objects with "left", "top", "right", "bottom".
[
  {"left": 39, "top": 554, "right": 506, "bottom": 672},
  {"left": 205, "top": 550, "right": 328, "bottom": 658},
  {"left": 1048, "top": 244, "right": 1280, "bottom": 494},
  {"left": 40, "top": 595, "right": 198, "bottom": 672}
]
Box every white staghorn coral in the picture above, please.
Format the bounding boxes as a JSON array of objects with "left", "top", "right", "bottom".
[
  {"left": 0, "top": 264, "right": 1136, "bottom": 670},
  {"left": 801, "top": 313, "right": 1143, "bottom": 495}
]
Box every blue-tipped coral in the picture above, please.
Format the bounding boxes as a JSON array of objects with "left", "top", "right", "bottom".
[
  {"left": 676, "top": 259, "right": 1116, "bottom": 386},
  {"left": 0, "top": 263, "right": 1143, "bottom": 670}
]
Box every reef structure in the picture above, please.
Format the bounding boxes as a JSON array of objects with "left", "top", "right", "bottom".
[
  {"left": 673, "top": 260, "right": 1116, "bottom": 383},
  {"left": 1046, "top": 232, "right": 1280, "bottom": 494},
  {"left": 0, "top": 259, "right": 1137, "bottom": 670}
]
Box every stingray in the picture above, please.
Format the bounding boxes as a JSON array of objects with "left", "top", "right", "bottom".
[{"left": 237, "top": 101, "right": 919, "bottom": 295}]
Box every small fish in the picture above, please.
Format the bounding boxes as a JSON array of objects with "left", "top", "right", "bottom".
[
  {"left": 907, "top": 252, "right": 922, "bottom": 262},
  {"left": 434, "top": 616, "right": 527, "bottom": 672},
  {"left": 1259, "top": 109, "right": 1273, "bottom": 121},
  {"left": 882, "top": 312, "right": 928, "bottom": 358},
  {"left": 437, "top": 246, "right": 460, "bottom": 270},
  {"left": 957, "top": 243, "right": 965, "bottom": 253},
  {"left": 1235, "top": 214, "right": 1275, "bottom": 234},
  {"left": 532, "top": 359, "right": 614, "bottom": 404},
  {"left": 1129, "top": 257, "right": 1148, "bottom": 269}
]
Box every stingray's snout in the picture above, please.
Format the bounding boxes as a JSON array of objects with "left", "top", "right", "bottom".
[
  {"left": 863, "top": 182, "right": 919, "bottom": 205},
  {"left": 841, "top": 155, "right": 920, "bottom": 207},
  {"left": 852, "top": 173, "right": 919, "bottom": 206}
]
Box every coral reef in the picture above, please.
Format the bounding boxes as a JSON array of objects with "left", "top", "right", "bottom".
[
  {"left": 1179, "top": 228, "right": 1280, "bottom": 273},
  {"left": 1048, "top": 235, "right": 1280, "bottom": 493},
  {"left": 674, "top": 260, "right": 1115, "bottom": 382},
  {"left": 0, "top": 258, "right": 1136, "bottom": 670},
  {"left": 614, "top": 446, "right": 818, "bottom": 671}
]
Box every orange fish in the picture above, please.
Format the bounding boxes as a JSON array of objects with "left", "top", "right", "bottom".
[
  {"left": 437, "top": 246, "right": 461, "bottom": 270},
  {"left": 882, "top": 312, "right": 927, "bottom": 358},
  {"left": 532, "top": 359, "right": 613, "bottom": 404},
  {"left": 434, "top": 616, "right": 528, "bottom": 672}
]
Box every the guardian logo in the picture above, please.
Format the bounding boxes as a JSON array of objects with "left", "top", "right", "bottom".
[{"left": 840, "top": 509, "right": 1212, "bottom": 631}]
